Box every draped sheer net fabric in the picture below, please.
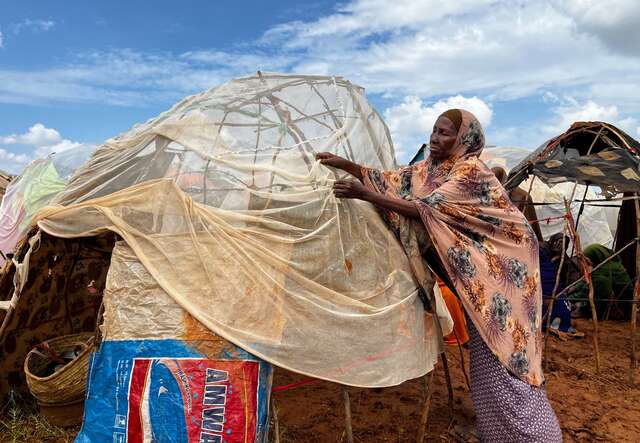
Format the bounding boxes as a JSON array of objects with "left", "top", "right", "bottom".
[{"left": 34, "top": 73, "right": 452, "bottom": 387}]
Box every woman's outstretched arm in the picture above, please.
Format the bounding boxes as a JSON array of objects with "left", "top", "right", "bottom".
[
  {"left": 332, "top": 180, "right": 420, "bottom": 219},
  {"left": 316, "top": 152, "right": 419, "bottom": 218},
  {"left": 316, "top": 152, "right": 363, "bottom": 181}
]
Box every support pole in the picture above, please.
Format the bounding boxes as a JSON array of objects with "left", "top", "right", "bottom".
[
  {"left": 342, "top": 388, "right": 354, "bottom": 443},
  {"left": 631, "top": 196, "right": 640, "bottom": 383},
  {"left": 453, "top": 328, "right": 471, "bottom": 391},
  {"left": 567, "top": 125, "right": 603, "bottom": 254},
  {"left": 565, "top": 199, "right": 601, "bottom": 372},
  {"left": 431, "top": 312, "right": 455, "bottom": 417},
  {"left": 573, "top": 184, "right": 590, "bottom": 232},
  {"left": 271, "top": 398, "right": 281, "bottom": 443},
  {"left": 526, "top": 175, "right": 536, "bottom": 196},
  {"left": 416, "top": 370, "right": 436, "bottom": 443}
]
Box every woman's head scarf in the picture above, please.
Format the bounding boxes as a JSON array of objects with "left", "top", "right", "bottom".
[{"left": 441, "top": 108, "right": 485, "bottom": 162}]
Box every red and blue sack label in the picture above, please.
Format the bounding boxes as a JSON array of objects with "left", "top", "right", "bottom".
[{"left": 75, "top": 340, "right": 271, "bottom": 443}]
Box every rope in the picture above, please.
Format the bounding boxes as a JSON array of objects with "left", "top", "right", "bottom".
[
  {"left": 556, "top": 297, "right": 640, "bottom": 303},
  {"left": 272, "top": 378, "right": 320, "bottom": 393},
  {"left": 528, "top": 214, "right": 568, "bottom": 224}
]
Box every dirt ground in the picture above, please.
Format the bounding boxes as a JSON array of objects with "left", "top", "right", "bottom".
[
  {"left": 1, "top": 319, "right": 638, "bottom": 442},
  {"left": 271, "top": 319, "right": 640, "bottom": 442}
]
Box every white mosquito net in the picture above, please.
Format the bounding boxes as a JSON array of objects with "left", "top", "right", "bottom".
[{"left": 35, "top": 73, "right": 452, "bottom": 387}]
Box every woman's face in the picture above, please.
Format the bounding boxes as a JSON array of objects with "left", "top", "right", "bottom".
[{"left": 429, "top": 116, "right": 458, "bottom": 160}]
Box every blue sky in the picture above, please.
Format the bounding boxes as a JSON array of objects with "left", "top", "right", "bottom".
[{"left": 1, "top": 0, "right": 639, "bottom": 173}]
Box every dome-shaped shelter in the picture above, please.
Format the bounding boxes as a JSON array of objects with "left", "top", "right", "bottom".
[
  {"left": 506, "top": 121, "right": 640, "bottom": 194},
  {"left": 0, "top": 73, "right": 451, "bottom": 423}
]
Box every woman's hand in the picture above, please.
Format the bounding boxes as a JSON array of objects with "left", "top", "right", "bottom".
[
  {"left": 316, "top": 152, "right": 349, "bottom": 169},
  {"left": 333, "top": 180, "right": 370, "bottom": 200},
  {"left": 316, "top": 152, "right": 364, "bottom": 180}
]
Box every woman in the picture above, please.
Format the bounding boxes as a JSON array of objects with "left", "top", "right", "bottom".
[{"left": 317, "top": 109, "right": 562, "bottom": 442}]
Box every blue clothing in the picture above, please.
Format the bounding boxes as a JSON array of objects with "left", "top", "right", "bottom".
[{"left": 539, "top": 248, "right": 572, "bottom": 332}]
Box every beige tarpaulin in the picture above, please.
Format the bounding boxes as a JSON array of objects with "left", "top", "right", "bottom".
[{"left": 34, "top": 73, "right": 452, "bottom": 387}]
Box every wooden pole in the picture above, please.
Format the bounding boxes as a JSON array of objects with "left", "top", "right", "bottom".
[
  {"left": 573, "top": 184, "right": 590, "bottom": 232},
  {"left": 342, "top": 388, "right": 354, "bottom": 443},
  {"left": 565, "top": 199, "right": 601, "bottom": 372},
  {"left": 544, "top": 220, "right": 568, "bottom": 371},
  {"left": 630, "top": 196, "right": 640, "bottom": 383},
  {"left": 431, "top": 308, "right": 455, "bottom": 417},
  {"left": 271, "top": 398, "right": 281, "bottom": 443},
  {"left": 525, "top": 175, "right": 536, "bottom": 200},
  {"left": 453, "top": 328, "right": 471, "bottom": 391},
  {"left": 416, "top": 370, "right": 436, "bottom": 443}
]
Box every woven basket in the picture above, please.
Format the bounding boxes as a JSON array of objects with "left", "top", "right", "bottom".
[{"left": 24, "top": 333, "right": 94, "bottom": 405}]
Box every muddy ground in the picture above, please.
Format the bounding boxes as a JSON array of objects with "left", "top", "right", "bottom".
[
  {"left": 1, "top": 319, "right": 638, "bottom": 442},
  {"left": 272, "top": 319, "right": 640, "bottom": 442}
]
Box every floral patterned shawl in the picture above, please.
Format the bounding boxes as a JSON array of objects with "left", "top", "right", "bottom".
[{"left": 362, "top": 110, "right": 543, "bottom": 386}]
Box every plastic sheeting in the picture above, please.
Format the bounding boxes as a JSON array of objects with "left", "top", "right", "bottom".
[
  {"left": 480, "top": 148, "right": 619, "bottom": 246},
  {"left": 524, "top": 180, "right": 618, "bottom": 248},
  {"left": 35, "top": 73, "right": 452, "bottom": 387},
  {"left": 77, "top": 242, "right": 272, "bottom": 443},
  {"left": 0, "top": 145, "right": 95, "bottom": 264},
  {"left": 0, "top": 172, "right": 11, "bottom": 201}
]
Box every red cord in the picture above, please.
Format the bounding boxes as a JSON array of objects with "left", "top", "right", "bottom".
[{"left": 272, "top": 378, "right": 320, "bottom": 393}]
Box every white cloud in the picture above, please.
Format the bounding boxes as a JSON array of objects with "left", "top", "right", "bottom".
[
  {"left": 264, "top": 0, "right": 493, "bottom": 45},
  {"left": 0, "top": 149, "right": 30, "bottom": 169},
  {"left": 10, "top": 19, "right": 56, "bottom": 34},
  {"left": 0, "top": 48, "right": 290, "bottom": 106},
  {"left": 0, "top": 123, "right": 62, "bottom": 147},
  {"left": 384, "top": 95, "right": 492, "bottom": 161},
  {"left": 35, "top": 139, "right": 83, "bottom": 158},
  {"left": 0, "top": 1, "right": 638, "bottom": 154},
  {"left": 261, "top": 0, "right": 639, "bottom": 103},
  {"left": 2, "top": 0, "right": 639, "bottom": 110},
  {"left": 0, "top": 0, "right": 633, "bottom": 147},
  {"left": 545, "top": 98, "right": 638, "bottom": 135},
  {"left": 0, "top": 124, "right": 87, "bottom": 174},
  {"left": 489, "top": 97, "right": 640, "bottom": 150},
  {"left": 556, "top": 0, "right": 640, "bottom": 55}
]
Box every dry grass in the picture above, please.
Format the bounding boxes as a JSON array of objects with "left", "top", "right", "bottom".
[{"left": 0, "top": 395, "right": 77, "bottom": 443}]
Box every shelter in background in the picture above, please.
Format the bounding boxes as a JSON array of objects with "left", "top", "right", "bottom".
[
  {"left": 0, "top": 145, "right": 95, "bottom": 265},
  {"left": 503, "top": 121, "right": 640, "bottom": 376},
  {"left": 0, "top": 171, "right": 11, "bottom": 201},
  {"left": 481, "top": 146, "right": 619, "bottom": 248},
  {"left": 506, "top": 122, "right": 640, "bottom": 195},
  {"left": 505, "top": 122, "right": 640, "bottom": 280}
]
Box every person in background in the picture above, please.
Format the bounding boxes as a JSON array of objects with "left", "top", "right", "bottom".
[
  {"left": 569, "top": 243, "right": 634, "bottom": 320},
  {"left": 491, "top": 166, "right": 543, "bottom": 242},
  {"left": 539, "top": 234, "right": 584, "bottom": 338},
  {"left": 317, "top": 108, "right": 561, "bottom": 442}
]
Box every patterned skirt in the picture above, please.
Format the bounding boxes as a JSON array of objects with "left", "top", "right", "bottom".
[{"left": 468, "top": 322, "right": 563, "bottom": 442}]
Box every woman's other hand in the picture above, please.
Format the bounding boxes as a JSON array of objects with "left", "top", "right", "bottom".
[{"left": 333, "top": 180, "right": 369, "bottom": 200}]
